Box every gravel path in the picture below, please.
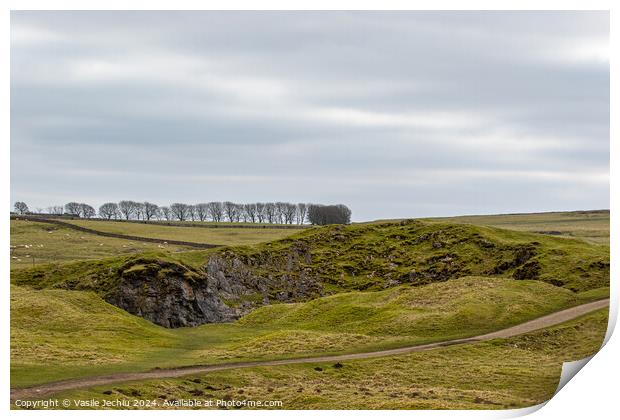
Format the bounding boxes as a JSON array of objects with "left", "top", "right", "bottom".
[{"left": 10, "top": 298, "right": 609, "bottom": 402}]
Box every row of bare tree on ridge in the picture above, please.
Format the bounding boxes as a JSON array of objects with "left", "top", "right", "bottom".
[{"left": 13, "top": 201, "right": 352, "bottom": 225}]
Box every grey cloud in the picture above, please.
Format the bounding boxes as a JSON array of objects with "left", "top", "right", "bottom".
[{"left": 11, "top": 11, "right": 609, "bottom": 220}]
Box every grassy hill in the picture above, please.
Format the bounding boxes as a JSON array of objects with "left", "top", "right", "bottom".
[
  {"left": 10, "top": 218, "right": 305, "bottom": 269},
  {"left": 67, "top": 219, "right": 306, "bottom": 245},
  {"left": 34, "top": 308, "right": 609, "bottom": 409},
  {"left": 10, "top": 220, "right": 194, "bottom": 268},
  {"left": 11, "top": 275, "right": 604, "bottom": 388},
  {"left": 230, "top": 219, "right": 608, "bottom": 293},
  {"left": 10, "top": 214, "right": 610, "bottom": 406},
  {"left": 11, "top": 284, "right": 178, "bottom": 387},
  {"left": 239, "top": 277, "right": 584, "bottom": 335},
  {"left": 12, "top": 219, "right": 609, "bottom": 297},
  {"left": 426, "top": 209, "right": 609, "bottom": 244}
]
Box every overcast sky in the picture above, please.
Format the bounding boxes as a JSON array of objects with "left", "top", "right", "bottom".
[{"left": 11, "top": 11, "right": 609, "bottom": 221}]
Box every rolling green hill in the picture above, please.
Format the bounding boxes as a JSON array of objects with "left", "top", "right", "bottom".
[
  {"left": 50, "top": 308, "right": 608, "bottom": 410},
  {"left": 11, "top": 215, "right": 610, "bottom": 406},
  {"left": 228, "top": 219, "right": 609, "bottom": 293},
  {"left": 12, "top": 219, "right": 609, "bottom": 298},
  {"left": 10, "top": 218, "right": 305, "bottom": 269},
  {"left": 11, "top": 275, "right": 604, "bottom": 388},
  {"left": 426, "top": 209, "right": 609, "bottom": 244},
  {"left": 66, "top": 219, "right": 306, "bottom": 245},
  {"left": 10, "top": 220, "right": 194, "bottom": 268}
]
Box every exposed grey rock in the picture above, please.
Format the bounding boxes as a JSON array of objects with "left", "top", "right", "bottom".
[
  {"left": 105, "top": 249, "right": 323, "bottom": 328},
  {"left": 106, "top": 260, "right": 241, "bottom": 328}
]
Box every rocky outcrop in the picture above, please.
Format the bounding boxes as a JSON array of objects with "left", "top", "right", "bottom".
[
  {"left": 491, "top": 244, "right": 538, "bottom": 275},
  {"left": 106, "top": 259, "right": 241, "bottom": 328},
  {"left": 105, "top": 245, "right": 323, "bottom": 328},
  {"left": 407, "top": 253, "right": 468, "bottom": 285}
]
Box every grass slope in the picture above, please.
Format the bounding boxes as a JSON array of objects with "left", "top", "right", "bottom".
[
  {"left": 10, "top": 217, "right": 610, "bottom": 398},
  {"left": 11, "top": 277, "right": 604, "bottom": 388},
  {"left": 11, "top": 284, "right": 176, "bottom": 387},
  {"left": 12, "top": 220, "right": 610, "bottom": 297},
  {"left": 10, "top": 218, "right": 305, "bottom": 269},
  {"left": 239, "top": 277, "right": 590, "bottom": 336},
  {"left": 226, "top": 220, "right": 609, "bottom": 293},
  {"left": 67, "top": 219, "right": 305, "bottom": 246},
  {"left": 37, "top": 308, "right": 608, "bottom": 409},
  {"left": 427, "top": 210, "right": 609, "bottom": 244},
  {"left": 10, "top": 220, "right": 192, "bottom": 269}
]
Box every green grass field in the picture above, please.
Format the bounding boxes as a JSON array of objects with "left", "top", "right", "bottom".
[
  {"left": 43, "top": 308, "right": 608, "bottom": 410},
  {"left": 9, "top": 210, "right": 611, "bottom": 409},
  {"left": 426, "top": 210, "right": 609, "bottom": 244},
  {"left": 67, "top": 219, "right": 306, "bottom": 245},
  {"left": 10, "top": 220, "right": 194, "bottom": 269},
  {"left": 200, "top": 218, "right": 609, "bottom": 293},
  {"left": 10, "top": 219, "right": 305, "bottom": 269},
  {"left": 14, "top": 217, "right": 609, "bottom": 299},
  {"left": 10, "top": 276, "right": 605, "bottom": 388}
]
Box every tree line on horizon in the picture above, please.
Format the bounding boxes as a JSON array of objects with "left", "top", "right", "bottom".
[{"left": 12, "top": 201, "right": 352, "bottom": 225}]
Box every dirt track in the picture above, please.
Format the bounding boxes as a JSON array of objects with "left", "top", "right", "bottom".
[{"left": 10, "top": 298, "right": 609, "bottom": 402}]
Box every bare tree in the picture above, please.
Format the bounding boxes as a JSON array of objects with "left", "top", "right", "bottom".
[
  {"left": 79, "top": 203, "right": 96, "bottom": 218},
  {"left": 275, "top": 202, "right": 288, "bottom": 224},
  {"left": 41, "top": 198, "right": 346, "bottom": 225},
  {"left": 118, "top": 200, "right": 138, "bottom": 220},
  {"left": 99, "top": 203, "right": 119, "bottom": 219},
  {"left": 264, "top": 202, "right": 277, "bottom": 224},
  {"left": 170, "top": 203, "right": 190, "bottom": 221},
  {"left": 14, "top": 201, "right": 29, "bottom": 215},
  {"left": 296, "top": 203, "right": 308, "bottom": 224},
  {"left": 195, "top": 203, "right": 209, "bottom": 222},
  {"left": 143, "top": 202, "right": 159, "bottom": 221},
  {"left": 223, "top": 201, "right": 238, "bottom": 222},
  {"left": 206, "top": 202, "right": 224, "bottom": 222},
  {"left": 233, "top": 203, "right": 244, "bottom": 222},
  {"left": 282, "top": 202, "right": 297, "bottom": 224},
  {"left": 48, "top": 205, "right": 64, "bottom": 215},
  {"left": 160, "top": 206, "right": 172, "bottom": 221},
  {"left": 187, "top": 205, "right": 197, "bottom": 221},
  {"left": 64, "top": 202, "right": 82, "bottom": 217},
  {"left": 134, "top": 202, "right": 146, "bottom": 220},
  {"left": 255, "top": 202, "right": 266, "bottom": 223},
  {"left": 243, "top": 203, "right": 257, "bottom": 223}
]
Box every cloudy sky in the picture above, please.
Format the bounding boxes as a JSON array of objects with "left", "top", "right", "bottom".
[{"left": 11, "top": 11, "right": 609, "bottom": 221}]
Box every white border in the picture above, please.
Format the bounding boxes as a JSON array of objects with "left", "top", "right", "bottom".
[{"left": 2, "top": 2, "right": 615, "bottom": 420}]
